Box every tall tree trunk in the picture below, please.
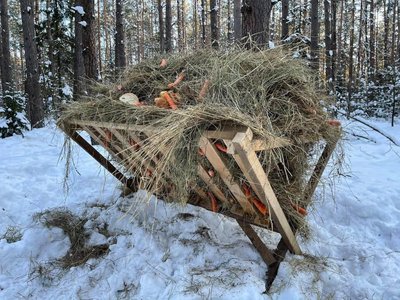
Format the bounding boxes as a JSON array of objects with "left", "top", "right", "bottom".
[
  {"left": 73, "top": 1, "right": 85, "bottom": 98},
  {"left": 0, "top": 0, "right": 12, "bottom": 94},
  {"left": 157, "top": 0, "right": 164, "bottom": 53},
  {"left": 383, "top": 0, "right": 389, "bottom": 68},
  {"left": 181, "top": 0, "right": 186, "bottom": 50},
  {"left": 331, "top": 0, "right": 337, "bottom": 91},
  {"left": 104, "top": 0, "right": 109, "bottom": 67},
  {"left": 356, "top": 0, "right": 364, "bottom": 81},
  {"left": 242, "top": 0, "right": 272, "bottom": 48},
  {"left": 97, "top": 0, "right": 102, "bottom": 74},
  {"left": 193, "top": 0, "right": 198, "bottom": 48},
  {"left": 310, "top": 0, "right": 319, "bottom": 71},
  {"left": 82, "top": 0, "right": 99, "bottom": 80},
  {"left": 227, "top": 0, "right": 232, "bottom": 42},
  {"left": 391, "top": 0, "right": 397, "bottom": 66},
  {"left": 210, "top": 0, "right": 219, "bottom": 49},
  {"left": 324, "top": 0, "right": 333, "bottom": 93},
  {"left": 369, "top": 0, "right": 375, "bottom": 80},
  {"left": 115, "top": 0, "right": 126, "bottom": 69},
  {"left": 20, "top": 0, "right": 44, "bottom": 128},
  {"left": 233, "top": 0, "right": 241, "bottom": 42},
  {"left": 347, "top": 0, "right": 355, "bottom": 118},
  {"left": 281, "top": 0, "right": 289, "bottom": 40},
  {"left": 201, "top": 0, "right": 206, "bottom": 47},
  {"left": 165, "top": 0, "right": 172, "bottom": 52},
  {"left": 177, "top": 0, "right": 182, "bottom": 50}
]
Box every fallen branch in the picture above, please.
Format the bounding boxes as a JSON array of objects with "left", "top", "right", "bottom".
[{"left": 337, "top": 111, "right": 399, "bottom": 146}]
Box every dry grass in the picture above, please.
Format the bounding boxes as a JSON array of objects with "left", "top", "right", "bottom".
[
  {"left": 58, "top": 48, "right": 340, "bottom": 233},
  {"left": 35, "top": 208, "right": 109, "bottom": 268}
]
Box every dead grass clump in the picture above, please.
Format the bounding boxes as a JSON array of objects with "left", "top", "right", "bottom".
[
  {"left": 58, "top": 48, "right": 341, "bottom": 233},
  {"left": 1, "top": 226, "right": 22, "bottom": 243},
  {"left": 35, "top": 208, "right": 109, "bottom": 268}
]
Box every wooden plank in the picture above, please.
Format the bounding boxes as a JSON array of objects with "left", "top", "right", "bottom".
[
  {"left": 197, "top": 165, "right": 230, "bottom": 204},
  {"left": 61, "top": 124, "right": 132, "bottom": 187},
  {"left": 236, "top": 220, "right": 276, "bottom": 265},
  {"left": 82, "top": 126, "right": 124, "bottom": 163},
  {"left": 303, "top": 138, "right": 339, "bottom": 205},
  {"left": 266, "top": 135, "right": 339, "bottom": 290},
  {"left": 231, "top": 131, "right": 302, "bottom": 255},
  {"left": 193, "top": 189, "right": 271, "bottom": 229},
  {"left": 198, "top": 136, "right": 254, "bottom": 214}
]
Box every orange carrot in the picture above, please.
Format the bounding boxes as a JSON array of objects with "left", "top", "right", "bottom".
[
  {"left": 155, "top": 97, "right": 169, "bottom": 108},
  {"left": 160, "top": 58, "right": 168, "bottom": 68},
  {"left": 167, "top": 72, "right": 185, "bottom": 89},
  {"left": 160, "top": 91, "right": 178, "bottom": 110},
  {"left": 208, "top": 192, "right": 219, "bottom": 212},
  {"left": 207, "top": 169, "right": 215, "bottom": 177},
  {"left": 327, "top": 119, "right": 341, "bottom": 127},
  {"left": 198, "top": 79, "right": 211, "bottom": 100},
  {"left": 242, "top": 183, "right": 251, "bottom": 199},
  {"left": 252, "top": 198, "right": 268, "bottom": 215},
  {"left": 215, "top": 142, "right": 227, "bottom": 153},
  {"left": 291, "top": 203, "right": 307, "bottom": 216}
]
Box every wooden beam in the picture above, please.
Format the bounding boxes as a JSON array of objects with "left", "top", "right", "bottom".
[
  {"left": 197, "top": 164, "right": 230, "bottom": 204},
  {"left": 61, "top": 125, "right": 131, "bottom": 186},
  {"left": 231, "top": 130, "right": 301, "bottom": 255},
  {"left": 198, "top": 136, "right": 254, "bottom": 213},
  {"left": 303, "top": 138, "right": 339, "bottom": 205},
  {"left": 236, "top": 220, "right": 276, "bottom": 265}
]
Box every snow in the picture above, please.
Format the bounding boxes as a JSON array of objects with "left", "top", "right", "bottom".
[
  {"left": 72, "top": 6, "right": 85, "bottom": 16},
  {"left": 78, "top": 21, "right": 87, "bottom": 27},
  {"left": 0, "top": 120, "right": 399, "bottom": 299},
  {"left": 61, "top": 84, "right": 73, "bottom": 97}
]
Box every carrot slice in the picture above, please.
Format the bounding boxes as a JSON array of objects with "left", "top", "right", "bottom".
[
  {"left": 160, "top": 91, "right": 178, "bottom": 110},
  {"left": 291, "top": 203, "right": 307, "bottom": 216},
  {"left": 252, "top": 198, "right": 268, "bottom": 215},
  {"left": 198, "top": 79, "right": 211, "bottom": 100},
  {"left": 160, "top": 58, "right": 168, "bottom": 68},
  {"left": 327, "top": 119, "right": 341, "bottom": 127},
  {"left": 215, "top": 142, "right": 227, "bottom": 153},
  {"left": 167, "top": 72, "right": 185, "bottom": 89},
  {"left": 208, "top": 192, "right": 219, "bottom": 212}
]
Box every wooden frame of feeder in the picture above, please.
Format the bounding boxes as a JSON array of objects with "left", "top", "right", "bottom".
[{"left": 59, "top": 119, "right": 339, "bottom": 290}]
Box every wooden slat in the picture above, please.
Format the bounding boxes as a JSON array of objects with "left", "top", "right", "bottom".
[
  {"left": 198, "top": 136, "right": 254, "bottom": 213},
  {"left": 193, "top": 189, "right": 271, "bottom": 229},
  {"left": 231, "top": 130, "right": 302, "bottom": 255},
  {"left": 236, "top": 220, "right": 276, "bottom": 265},
  {"left": 66, "top": 119, "right": 156, "bottom": 133},
  {"left": 197, "top": 165, "right": 230, "bottom": 204},
  {"left": 303, "top": 138, "right": 339, "bottom": 205}
]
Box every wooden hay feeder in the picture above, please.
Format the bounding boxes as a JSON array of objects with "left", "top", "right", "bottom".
[{"left": 59, "top": 118, "right": 339, "bottom": 290}]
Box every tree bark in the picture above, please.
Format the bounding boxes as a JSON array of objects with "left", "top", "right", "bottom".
[
  {"left": 97, "top": 0, "right": 102, "bottom": 74},
  {"left": 0, "top": 0, "right": 12, "bottom": 94},
  {"left": 310, "top": 0, "right": 319, "bottom": 70},
  {"left": 74, "top": 1, "right": 85, "bottom": 98},
  {"left": 369, "top": 0, "right": 375, "bottom": 80},
  {"left": 347, "top": 0, "right": 355, "bottom": 118},
  {"left": 201, "top": 0, "right": 206, "bottom": 47},
  {"left": 165, "top": 0, "right": 172, "bottom": 52},
  {"left": 20, "top": 0, "right": 44, "bottom": 128},
  {"left": 324, "top": 0, "right": 333, "bottom": 92},
  {"left": 81, "top": 0, "right": 98, "bottom": 80},
  {"left": 115, "top": 0, "right": 126, "bottom": 69},
  {"left": 241, "top": 0, "right": 272, "bottom": 48},
  {"left": 281, "top": 0, "right": 289, "bottom": 40},
  {"left": 157, "top": 0, "right": 164, "bottom": 53},
  {"left": 210, "top": 0, "right": 219, "bottom": 49},
  {"left": 233, "top": 0, "right": 241, "bottom": 42}
]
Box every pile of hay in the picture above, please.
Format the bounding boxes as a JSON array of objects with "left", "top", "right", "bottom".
[{"left": 59, "top": 49, "right": 339, "bottom": 233}]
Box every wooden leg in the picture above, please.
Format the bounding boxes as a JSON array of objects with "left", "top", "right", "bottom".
[
  {"left": 236, "top": 219, "right": 276, "bottom": 266},
  {"left": 63, "top": 127, "right": 136, "bottom": 190},
  {"left": 266, "top": 137, "right": 339, "bottom": 291}
]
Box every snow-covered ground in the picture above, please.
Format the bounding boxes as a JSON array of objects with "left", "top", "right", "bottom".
[{"left": 0, "top": 120, "right": 399, "bottom": 299}]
